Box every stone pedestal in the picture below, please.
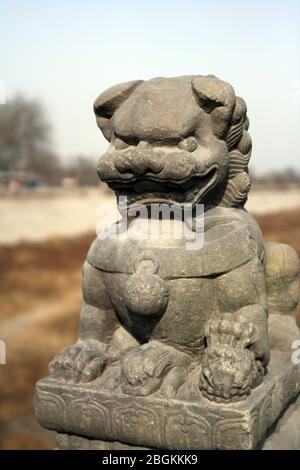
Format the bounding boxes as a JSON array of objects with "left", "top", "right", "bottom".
[
  {"left": 55, "top": 392, "right": 300, "bottom": 450},
  {"left": 54, "top": 390, "right": 300, "bottom": 449}
]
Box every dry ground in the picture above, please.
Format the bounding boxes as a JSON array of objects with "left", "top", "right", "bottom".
[
  {"left": 0, "top": 188, "right": 299, "bottom": 244},
  {"left": 0, "top": 208, "right": 300, "bottom": 449},
  {"left": 0, "top": 233, "right": 93, "bottom": 449}
]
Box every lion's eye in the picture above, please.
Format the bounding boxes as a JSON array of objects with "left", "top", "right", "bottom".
[
  {"left": 178, "top": 136, "right": 198, "bottom": 152},
  {"left": 114, "top": 138, "right": 130, "bottom": 150}
]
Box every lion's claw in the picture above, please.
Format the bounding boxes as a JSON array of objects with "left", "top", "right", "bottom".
[
  {"left": 199, "top": 345, "right": 256, "bottom": 403},
  {"left": 49, "top": 340, "right": 106, "bottom": 383}
]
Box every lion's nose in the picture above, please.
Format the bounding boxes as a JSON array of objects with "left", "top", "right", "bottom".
[{"left": 115, "top": 141, "right": 164, "bottom": 176}]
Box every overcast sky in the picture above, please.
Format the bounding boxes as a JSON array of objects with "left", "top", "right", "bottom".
[{"left": 1, "top": 0, "right": 300, "bottom": 174}]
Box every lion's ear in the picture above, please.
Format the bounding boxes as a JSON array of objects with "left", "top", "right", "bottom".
[
  {"left": 94, "top": 80, "right": 144, "bottom": 141},
  {"left": 192, "top": 76, "right": 236, "bottom": 138},
  {"left": 192, "top": 75, "right": 235, "bottom": 112}
]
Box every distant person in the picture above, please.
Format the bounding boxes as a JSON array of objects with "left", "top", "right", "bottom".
[{"left": 8, "top": 179, "right": 21, "bottom": 193}]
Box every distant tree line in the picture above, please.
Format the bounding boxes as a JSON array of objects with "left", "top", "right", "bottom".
[
  {"left": 250, "top": 167, "right": 300, "bottom": 186},
  {"left": 0, "top": 95, "right": 99, "bottom": 186}
]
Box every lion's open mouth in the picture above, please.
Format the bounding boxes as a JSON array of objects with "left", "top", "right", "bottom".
[{"left": 105, "top": 165, "right": 219, "bottom": 207}]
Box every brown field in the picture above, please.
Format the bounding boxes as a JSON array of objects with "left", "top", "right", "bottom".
[
  {"left": 0, "top": 233, "right": 93, "bottom": 449},
  {"left": 0, "top": 208, "right": 300, "bottom": 449}
]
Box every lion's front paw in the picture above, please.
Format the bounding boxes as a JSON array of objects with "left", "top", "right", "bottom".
[
  {"left": 199, "top": 345, "right": 256, "bottom": 402},
  {"left": 49, "top": 339, "right": 106, "bottom": 383},
  {"left": 199, "top": 314, "right": 263, "bottom": 403}
]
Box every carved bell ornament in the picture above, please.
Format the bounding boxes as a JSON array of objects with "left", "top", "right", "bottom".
[{"left": 124, "top": 251, "right": 169, "bottom": 317}]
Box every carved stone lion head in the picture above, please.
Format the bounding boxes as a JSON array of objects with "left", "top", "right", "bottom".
[{"left": 94, "top": 75, "right": 252, "bottom": 209}]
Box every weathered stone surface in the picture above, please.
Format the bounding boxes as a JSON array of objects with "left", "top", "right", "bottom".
[
  {"left": 262, "top": 392, "right": 300, "bottom": 450},
  {"left": 35, "top": 75, "right": 300, "bottom": 449},
  {"left": 56, "top": 433, "right": 149, "bottom": 450},
  {"left": 36, "top": 346, "right": 300, "bottom": 450},
  {"left": 56, "top": 390, "right": 300, "bottom": 451}
]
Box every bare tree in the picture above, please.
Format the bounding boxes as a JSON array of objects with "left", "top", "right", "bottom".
[{"left": 0, "top": 95, "right": 61, "bottom": 182}]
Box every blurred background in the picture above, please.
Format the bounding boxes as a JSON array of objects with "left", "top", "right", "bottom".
[{"left": 0, "top": 0, "right": 300, "bottom": 449}]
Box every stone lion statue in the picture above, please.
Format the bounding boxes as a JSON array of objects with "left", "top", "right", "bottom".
[{"left": 49, "top": 75, "right": 299, "bottom": 403}]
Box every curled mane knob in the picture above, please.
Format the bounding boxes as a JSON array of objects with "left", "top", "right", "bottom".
[{"left": 124, "top": 273, "right": 169, "bottom": 317}]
